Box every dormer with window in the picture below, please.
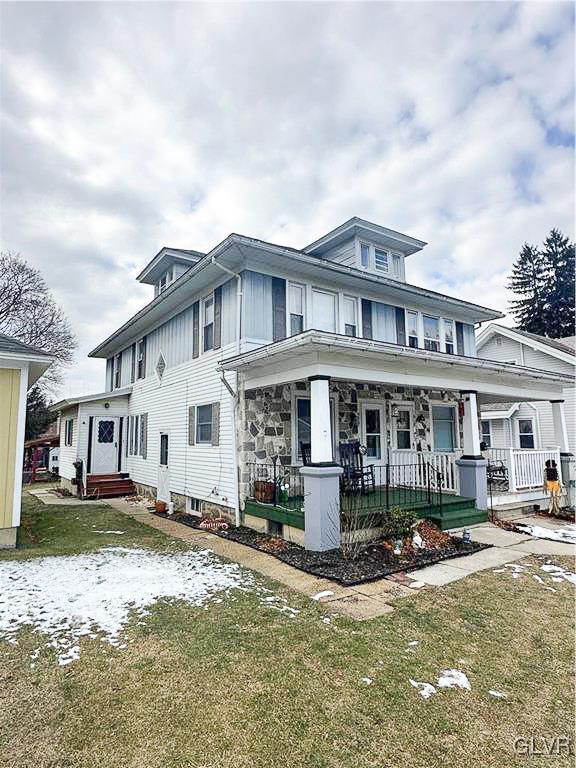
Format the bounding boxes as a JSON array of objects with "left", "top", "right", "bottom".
[
  {"left": 136, "top": 246, "right": 205, "bottom": 296},
  {"left": 303, "top": 217, "right": 425, "bottom": 283}
]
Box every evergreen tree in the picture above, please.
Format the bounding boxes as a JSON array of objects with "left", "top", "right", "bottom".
[
  {"left": 25, "top": 386, "right": 54, "bottom": 441},
  {"left": 542, "top": 229, "right": 575, "bottom": 339},
  {"left": 507, "top": 243, "right": 549, "bottom": 335}
]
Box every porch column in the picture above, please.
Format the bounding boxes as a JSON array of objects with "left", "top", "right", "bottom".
[
  {"left": 456, "top": 391, "right": 488, "bottom": 511},
  {"left": 550, "top": 400, "right": 570, "bottom": 454},
  {"left": 299, "top": 375, "right": 343, "bottom": 551}
]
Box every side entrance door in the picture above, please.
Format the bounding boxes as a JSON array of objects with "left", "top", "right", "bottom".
[
  {"left": 360, "top": 403, "right": 386, "bottom": 465},
  {"left": 157, "top": 432, "right": 170, "bottom": 502},
  {"left": 92, "top": 417, "right": 120, "bottom": 474}
]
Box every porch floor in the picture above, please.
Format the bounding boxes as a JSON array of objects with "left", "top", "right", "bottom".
[{"left": 245, "top": 487, "right": 488, "bottom": 532}]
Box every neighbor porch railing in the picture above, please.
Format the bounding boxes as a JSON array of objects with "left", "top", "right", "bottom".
[
  {"left": 388, "top": 449, "right": 461, "bottom": 494},
  {"left": 246, "top": 459, "right": 304, "bottom": 512},
  {"left": 486, "top": 448, "right": 561, "bottom": 492}
]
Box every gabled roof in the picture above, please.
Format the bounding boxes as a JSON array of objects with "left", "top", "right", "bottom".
[
  {"left": 303, "top": 217, "right": 427, "bottom": 257},
  {"left": 477, "top": 324, "right": 575, "bottom": 365},
  {"left": 137, "top": 247, "right": 205, "bottom": 285},
  {"left": 49, "top": 387, "right": 132, "bottom": 413},
  {"left": 0, "top": 333, "right": 52, "bottom": 358},
  {"left": 0, "top": 333, "right": 54, "bottom": 386}
]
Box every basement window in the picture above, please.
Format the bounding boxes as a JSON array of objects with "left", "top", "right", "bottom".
[{"left": 187, "top": 497, "right": 202, "bottom": 515}]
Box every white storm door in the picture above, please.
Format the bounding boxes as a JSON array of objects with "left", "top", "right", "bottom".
[
  {"left": 157, "top": 432, "right": 170, "bottom": 502},
  {"left": 92, "top": 417, "right": 120, "bottom": 474},
  {"left": 360, "top": 403, "right": 386, "bottom": 465}
]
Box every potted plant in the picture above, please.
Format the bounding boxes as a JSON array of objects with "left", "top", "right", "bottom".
[{"left": 155, "top": 499, "right": 167, "bottom": 514}]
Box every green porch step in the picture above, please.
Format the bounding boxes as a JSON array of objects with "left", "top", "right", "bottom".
[{"left": 427, "top": 505, "right": 488, "bottom": 531}]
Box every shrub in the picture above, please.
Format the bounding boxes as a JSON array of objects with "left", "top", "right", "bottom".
[{"left": 381, "top": 506, "right": 417, "bottom": 540}]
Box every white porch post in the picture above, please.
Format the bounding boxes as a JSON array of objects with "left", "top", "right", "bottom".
[
  {"left": 550, "top": 400, "right": 570, "bottom": 454},
  {"left": 309, "top": 375, "right": 333, "bottom": 463},
  {"left": 462, "top": 391, "right": 482, "bottom": 458},
  {"left": 456, "top": 390, "right": 488, "bottom": 510},
  {"left": 299, "top": 375, "right": 342, "bottom": 551}
]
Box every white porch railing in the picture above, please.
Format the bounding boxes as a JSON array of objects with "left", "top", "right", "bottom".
[
  {"left": 388, "top": 449, "right": 461, "bottom": 494},
  {"left": 486, "top": 448, "right": 560, "bottom": 491}
]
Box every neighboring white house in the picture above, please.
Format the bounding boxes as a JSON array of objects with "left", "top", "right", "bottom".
[
  {"left": 51, "top": 219, "right": 574, "bottom": 549},
  {"left": 476, "top": 325, "right": 575, "bottom": 454}
]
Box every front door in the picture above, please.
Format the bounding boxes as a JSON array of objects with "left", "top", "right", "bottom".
[
  {"left": 157, "top": 432, "right": 170, "bottom": 502},
  {"left": 361, "top": 403, "right": 386, "bottom": 464},
  {"left": 92, "top": 417, "right": 119, "bottom": 474}
]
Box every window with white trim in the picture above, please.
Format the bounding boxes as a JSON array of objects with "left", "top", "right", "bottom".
[
  {"left": 392, "top": 254, "right": 401, "bottom": 277},
  {"left": 203, "top": 296, "right": 214, "bottom": 351},
  {"left": 288, "top": 282, "right": 305, "bottom": 336},
  {"left": 113, "top": 354, "right": 121, "bottom": 389},
  {"left": 360, "top": 243, "right": 370, "bottom": 268},
  {"left": 136, "top": 338, "right": 146, "bottom": 379},
  {"left": 480, "top": 420, "right": 492, "bottom": 448},
  {"left": 128, "top": 414, "right": 141, "bottom": 456},
  {"left": 443, "top": 319, "right": 455, "bottom": 355},
  {"left": 374, "top": 248, "right": 389, "bottom": 273},
  {"left": 407, "top": 310, "right": 419, "bottom": 348},
  {"left": 518, "top": 418, "right": 535, "bottom": 449},
  {"left": 294, "top": 396, "right": 336, "bottom": 462},
  {"left": 64, "top": 419, "right": 73, "bottom": 447},
  {"left": 394, "top": 407, "right": 413, "bottom": 449},
  {"left": 312, "top": 289, "right": 336, "bottom": 333},
  {"left": 423, "top": 315, "right": 440, "bottom": 352},
  {"left": 343, "top": 296, "right": 357, "bottom": 337},
  {"left": 196, "top": 404, "right": 214, "bottom": 444}
]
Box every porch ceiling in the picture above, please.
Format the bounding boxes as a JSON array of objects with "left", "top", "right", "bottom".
[{"left": 219, "top": 331, "right": 573, "bottom": 402}]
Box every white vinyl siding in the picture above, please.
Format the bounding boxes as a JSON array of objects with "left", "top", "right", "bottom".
[
  {"left": 59, "top": 407, "right": 79, "bottom": 480},
  {"left": 321, "top": 238, "right": 356, "bottom": 267}
]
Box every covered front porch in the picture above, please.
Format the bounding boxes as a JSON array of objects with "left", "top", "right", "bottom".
[{"left": 221, "top": 331, "right": 573, "bottom": 550}]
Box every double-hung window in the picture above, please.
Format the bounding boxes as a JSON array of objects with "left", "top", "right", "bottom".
[
  {"left": 394, "top": 407, "right": 413, "bottom": 449},
  {"left": 432, "top": 406, "right": 456, "bottom": 452},
  {"left": 518, "top": 419, "right": 535, "bottom": 449},
  {"left": 136, "top": 338, "right": 146, "bottom": 379},
  {"left": 64, "top": 419, "right": 73, "bottom": 447},
  {"left": 406, "top": 310, "right": 419, "bottom": 348},
  {"left": 203, "top": 296, "right": 214, "bottom": 351},
  {"left": 113, "top": 354, "right": 121, "bottom": 389},
  {"left": 128, "top": 415, "right": 141, "bottom": 456},
  {"left": 443, "top": 319, "right": 455, "bottom": 354},
  {"left": 360, "top": 243, "right": 370, "bottom": 268},
  {"left": 289, "top": 283, "right": 305, "bottom": 336},
  {"left": 196, "top": 404, "right": 213, "bottom": 444},
  {"left": 312, "top": 289, "right": 337, "bottom": 333},
  {"left": 344, "top": 296, "right": 357, "bottom": 337},
  {"left": 374, "top": 249, "right": 389, "bottom": 273},
  {"left": 423, "top": 315, "right": 440, "bottom": 352},
  {"left": 392, "top": 254, "right": 401, "bottom": 277},
  {"left": 480, "top": 420, "right": 492, "bottom": 448}
]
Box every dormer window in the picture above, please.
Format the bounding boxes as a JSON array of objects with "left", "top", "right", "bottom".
[
  {"left": 374, "top": 249, "right": 389, "bottom": 273},
  {"left": 157, "top": 267, "right": 173, "bottom": 295},
  {"left": 360, "top": 243, "right": 370, "bottom": 268}
]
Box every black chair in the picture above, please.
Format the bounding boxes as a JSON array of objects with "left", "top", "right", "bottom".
[
  {"left": 300, "top": 442, "right": 311, "bottom": 466},
  {"left": 339, "top": 440, "right": 375, "bottom": 494}
]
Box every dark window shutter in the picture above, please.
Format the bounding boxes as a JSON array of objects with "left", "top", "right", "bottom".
[
  {"left": 130, "top": 344, "right": 136, "bottom": 383},
  {"left": 192, "top": 301, "right": 200, "bottom": 358},
  {"left": 456, "top": 322, "right": 465, "bottom": 356},
  {"left": 141, "top": 413, "right": 148, "bottom": 459},
  {"left": 211, "top": 402, "right": 220, "bottom": 446},
  {"left": 272, "top": 277, "right": 287, "bottom": 342},
  {"left": 395, "top": 307, "right": 406, "bottom": 346},
  {"left": 188, "top": 406, "right": 196, "bottom": 446},
  {"left": 213, "top": 287, "right": 222, "bottom": 350},
  {"left": 361, "top": 299, "right": 373, "bottom": 339},
  {"left": 117, "top": 354, "right": 122, "bottom": 386}
]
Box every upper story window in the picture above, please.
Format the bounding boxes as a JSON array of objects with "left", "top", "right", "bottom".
[
  {"left": 113, "top": 354, "right": 122, "bottom": 388},
  {"left": 136, "top": 338, "right": 146, "bottom": 379},
  {"left": 312, "top": 289, "right": 336, "bottom": 333},
  {"left": 374, "top": 249, "right": 389, "bottom": 273},
  {"left": 406, "top": 310, "right": 419, "bottom": 348},
  {"left": 344, "top": 296, "right": 357, "bottom": 337},
  {"left": 423, "top": 315, "right": 440, "bottom": 352},
  {"left": 64, "top": 419, "right": 73, "bottom": 447},
  {"left": 360, "top": 243, "right": 370, "bottom": 269},
  {"left": 444, "top": 319, "right": 455, "bottom": 354},
  {"left": 157, "top": 268, "right": 173, "bottom": 295},
  {"left": 289, "top": 283, "right": 305, "bottom": 336},
  {"left": 203, "top": 296, "right": 214, "bottom": 351}
]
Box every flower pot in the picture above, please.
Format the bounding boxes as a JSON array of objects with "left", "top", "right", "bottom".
[
  {"left": 155, "top": 500, "right": 167, "bottom": 514},
  {"left": 254, "top": 480, "right": 275, "bottom": 504}
]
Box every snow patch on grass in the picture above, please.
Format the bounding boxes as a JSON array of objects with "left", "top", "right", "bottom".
[
  {"left": 516, "top": 524, "right": 576, "bottom": 544},
  {"left": 0, "top": 547, "right": 256, "bottom": 666}
]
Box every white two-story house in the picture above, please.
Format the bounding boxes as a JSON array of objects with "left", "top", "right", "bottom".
[{"left": 52, "top": 218, "right": 574, "bottom": 550}]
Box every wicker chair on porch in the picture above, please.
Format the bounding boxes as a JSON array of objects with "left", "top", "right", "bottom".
[{"left": 339, "top": 440, "right": 376, "bottom": 495}]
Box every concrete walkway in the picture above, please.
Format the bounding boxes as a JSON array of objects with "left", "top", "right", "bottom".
[{"left": 407, "top": 520, "right": 575, "bottom": 586}]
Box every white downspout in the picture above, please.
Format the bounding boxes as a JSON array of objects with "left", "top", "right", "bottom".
[{"left": 212, "top": 254, "right": 243, "bottom": 526}]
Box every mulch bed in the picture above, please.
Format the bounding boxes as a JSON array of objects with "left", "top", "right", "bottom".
[{"left": 152, "top": 511, "right": 490, "bottom": 587}]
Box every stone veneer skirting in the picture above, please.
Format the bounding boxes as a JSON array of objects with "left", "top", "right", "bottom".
[
  {"left": 134, "top": 482, "right": 235, "bottom": 523},
  {"left": 237, "top": 380, "right": 464, "bottom": 502}
]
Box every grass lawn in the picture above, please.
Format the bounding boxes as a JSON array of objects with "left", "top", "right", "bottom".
[{"left": 1, "top": 492, "right": 574, "bottom": 768}]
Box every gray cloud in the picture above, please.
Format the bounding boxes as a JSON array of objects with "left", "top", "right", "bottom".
[{"left": 0, "top": 1, "right": 573, "bottom": 397}]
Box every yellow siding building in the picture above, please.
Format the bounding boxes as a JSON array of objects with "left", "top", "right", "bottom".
[{"left": 0, "top": 334, "right": 52, "bottom": 548}]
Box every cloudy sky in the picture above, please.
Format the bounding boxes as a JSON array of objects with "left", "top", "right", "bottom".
[{"left": 1, "top": 1, "right": 574, "bottom": 397}]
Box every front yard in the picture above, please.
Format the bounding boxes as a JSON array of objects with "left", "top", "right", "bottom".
[{"left": 0, "top": 492, "right": 574, "bottom": 768}]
